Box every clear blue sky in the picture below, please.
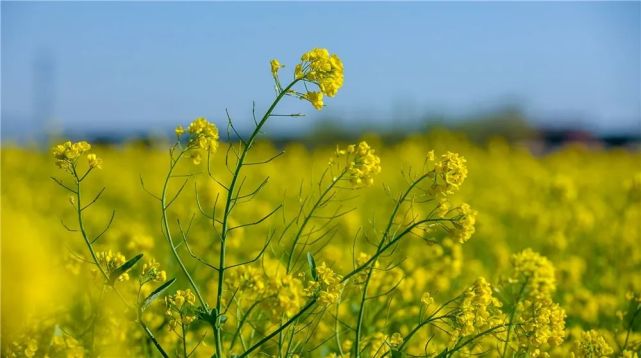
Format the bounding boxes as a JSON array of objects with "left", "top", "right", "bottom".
[{"left": 2, "top": 1, "right": 640, "bottom": 140}]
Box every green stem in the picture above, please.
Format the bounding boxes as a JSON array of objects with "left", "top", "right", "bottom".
[
  {"left": 354, "top": 173, "right": 430, "bottom": 357},
  {"left": 72, "top": 166, "right": 109, "bottom": 281},
  {"left": 238, "top": 298, "right": 316, "bottom": 358},
  {"left": 160, "top": 149, "right": 207, "bottom": 307},
  {"left": 335, "top": 301, "right": 344, "bottom": 356},
  {"left": 182, "top": 319, "right": 188, "bottom": 358},
  {"left": 353, "top": 269, "right": 372, "bottom": 357},
  {"left": 502, "top": 280, "right": 528, "bottom": 358},
  {"left": 440, "top": 324, "right": 508, "bottom": 358},
  {"left": 622, "top": 304, "right": 640, "bottom": 351},
  {"left": 286, "top": 169, "right": 346, "bottom": 272},
  {"left": 229, "top": 300, "right": 261, "bottom": 351},
  {"left": 71, "top": 166, "right": 169, "bottom": 358},
  {"left": 341, "top": 173, "right": 430, "bottom": 283},
  {"left": 139, "top": 319, "right": 169, "bottom": 358},
  {"left": 214, "top": 79, "right": 300, "bottom": 358},
  {"left": 397, "top": 313, "right": 451, "bottom": 352}
]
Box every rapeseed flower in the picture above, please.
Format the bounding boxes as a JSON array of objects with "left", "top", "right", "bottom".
[
  {"left": 295, "top": 48, "right": 344, "bottom": 109},
  {"left": 335, "top": 141, "right": 382, "bottom": 186},
  {"left": 97, "top": 250, "right": 129, "bottom": 282},
  {"left": 305, "top": 262, "right": 343, "bottom": 306}
]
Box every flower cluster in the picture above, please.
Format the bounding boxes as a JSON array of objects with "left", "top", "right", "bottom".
[
  {"left": 52, "top": 140, "right": 102, "bottom": 171},
  {"left": 455, "top": 277, "right": 503, "bottom": 337},
  {"left": 139, "top": 259, "right": 167, "bottom": 284},
  {"left": 227, "top": 260, "right": 306, "bottom": 319},
  {"left": 508, "top": 249, "right": 567, "bottom": 354},
  {"left": 267, "top": 272, "right": 306, "bottom": 318},
  {"left": 364, "top": 332, "right": 405, "bottom": 357},
  {"left": 176, "top": 117, "right": 220, "bottom": 164},
  {"left": 303, "top": 91, "right": 324, "bottom": 110},
  {"left": 164, "top": 289, "right": 197, "bottom": 331},
  {"left": 511, "top": 249, "right": 557, "bottom": 297},
  {"left": 389, "top": 332, "right": 404, "bottom": 348},
  {"left": 450, "top": 203, "right": 477, "bottom": 244},
  {"left": 334, "top": 141, "right": 382, "bottom": 186},
  {"left": 421, "top": 292, "right": 435, "bottom": 308},
  {"left": 354, "top": 252, "right": 379, "bottom": 285},
  {"left": 295, "top": 48, "right": 344, "bottom": 110},
  {"left": 305, "top": 262, "right": 343, "bottom": 306},
  {"left": 428, "top": 151, "right": 468, "bottom": 196},
  {"left": 8, "top": 338, "right": 38, "bottom": 358},
  {"left": 517, "top": 295, "right": 566, "bottom": 349},
  {"left": 573, "top": 330, "right": 614, "bottom": 357},
  {"left": 366, "top": 332, "right": 393, "bottom": 358},
  {"left": 270, "top": 59, "right": 282, "bottom": 76},
  {"left": 230, "top": 265, "right": 266, "bottom": 295},
  {"left": 49, "top": 335, "right": 84, "bottom": 357},
  {"left": 96, "top": 250, "right": 129, "bottom": 282}
]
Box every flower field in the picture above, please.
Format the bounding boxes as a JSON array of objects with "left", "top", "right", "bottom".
[{"left": 1, "top": 49, "right": 640, "bottom": 357}]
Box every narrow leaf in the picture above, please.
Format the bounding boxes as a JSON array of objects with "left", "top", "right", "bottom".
[
  {"left": 110, "top": 253, "right": 143, "bottom": 284},
  {"left": 141, "top": 278, "right": 176, "bottom": 311},
  {"left": 307, "top": 252, "right": 318, "bottom": 281}
]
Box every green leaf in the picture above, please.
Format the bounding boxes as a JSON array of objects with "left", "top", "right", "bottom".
[
  {"left": 141, "top": 278, "right": 176, "bottom": 311},
  {"left": 307, "top": 252, "right": 318, "bottom": 281},
  {"left": 109, "top": 253, "right": 143, "bottom": 284}
]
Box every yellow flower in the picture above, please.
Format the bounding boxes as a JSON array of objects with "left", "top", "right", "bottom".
[
  {"left": 87, "top": 153, "right": 103, "bottom": 169},
  {"left": 430, "top": 151, "right": 468, "bottom": 196},
  {"left": 421, "top": 292, "right": 435, "bottom": 307},
  {"left": 96, "top": 250, "right": 129, "bottom": 282},
  {"left": 574, "top": 330, "right": 613, "bottom": 357},
  {"left": 455, "top": 277, "right": 503, "bottom": 336},
  {"left": 176, "top": 117, "right": 220, "bottom": 165},
  {"left": 52, "top": 140, "right": 94, "bottom": 170},
  {"left": 165, "top": 289, "right": 197, "bottom": 332},
  {"left": 451, "top": 203, "right": 477, "bottom": 243},
  {"left": 295, "top": 63, "right": 304, "bottom": 79},
  {"left": 511, "top": 249, "right": 557, "bottom": 297},
  {"left": 334, "top": 141, "right": 382, "bottom": 186},
  {"left": 305, "top": 262, "right": 343, "bottom": 306},
  {"left": 187, "top": 117, "right": 219, "bottom": 152},
  {"left": 140, "top": 259, "right": 167, "bottom": 283},
  {"left": 389, "top": 332, "right": 404, "bottom": 348},
  {"left": 304, "top": 91, "right": 324, "bottom": 110},
  {"left": 175, "top": 125, "right": 185, "bottom": 137},
  {"left": 270, "top": 59, "right": 282, "bottom": 76},
  {"left": 298, "top": 48, "right": 344, "bottom": 97}
]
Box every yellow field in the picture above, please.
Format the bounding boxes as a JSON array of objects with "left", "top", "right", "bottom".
[
  {"left": 1, "top": 48, "right": 640, "bottom": 357},
  {"left": 2, "top": 132, "right": 640, "bottom": 357}
]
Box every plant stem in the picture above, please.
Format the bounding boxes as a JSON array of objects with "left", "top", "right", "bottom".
[
  {"left": 502, "top": 280, "right": 528, "bottom": 358},
  {"left": 140, "top": 319, "right": 170, "bottom": 358},
  {"left": 622, "top": 304, "right": 640, "bottom": 350},
  {"left": 440, "top": 324, "right": 508, "bottom": 358},
  {"left": 214, "top": 79, "right": 300, "bottom": 358},
  {"left": 286, "top": 170, "right": 346, "bottom": 272},
  {"left": 238, "top": 299, "right": 316, "bottom": 358},
  {"left": 71, "top": 166, "right": 170, "bottom": 358},
  {"left": 160, "top": 149, "right": 207, "bottom": 307},
  {"left": 353, "top": 173, "right": 430, "bottom": 357},
  {"left": 182, "top": 319, "right": 188, "bottom": 358},
  {"left": 73, "top": 166, "right": 109, "bottom": 281}
]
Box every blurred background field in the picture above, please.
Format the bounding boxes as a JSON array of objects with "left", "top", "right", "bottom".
[
  {"left": 2, "top": 1, "right": 641, "bottom": 357},
  {"left": 2, "top": 135, "right": 641, "bottom": 355}
]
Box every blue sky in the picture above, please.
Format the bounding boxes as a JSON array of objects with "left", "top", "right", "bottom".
[{"left": 2, "top": 1, "right": 640, "bottom": 140}]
